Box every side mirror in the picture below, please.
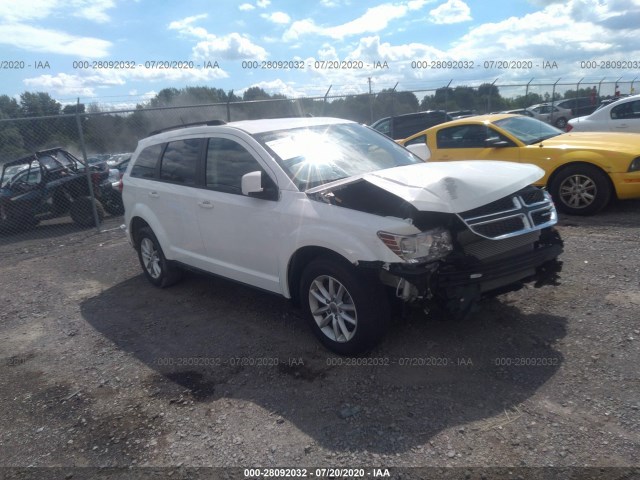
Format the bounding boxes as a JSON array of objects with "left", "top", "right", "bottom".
[
  {"left": 241, "top": 171, "right": 263, "bottom": 196},
  {"left": 241, "top": 171, "right": 278, "bottom": 200}
]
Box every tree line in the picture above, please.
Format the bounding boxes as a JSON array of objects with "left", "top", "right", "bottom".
[{"left": 0, "top": 84, "right": 603, "bottom": 164}]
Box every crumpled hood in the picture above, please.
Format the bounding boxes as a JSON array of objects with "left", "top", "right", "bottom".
[{"left": 308, "top": 161, "right": 544, "bottom": 214}]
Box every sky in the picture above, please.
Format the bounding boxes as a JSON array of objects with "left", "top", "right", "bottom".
[{"left": 1, "top": 0, "right": 640, "bottom": 108}]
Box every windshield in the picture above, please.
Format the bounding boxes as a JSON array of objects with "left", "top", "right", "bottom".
[
  {"left": 494, "top": 116, "right": 563, "bottom": 145},
  {"left": 255, "top": 123, "right": 422, "bottom": 190}
]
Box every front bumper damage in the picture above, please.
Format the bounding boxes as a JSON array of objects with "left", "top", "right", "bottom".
[{"left": 359, "top": 227, "right": 564, "bottom": 318}]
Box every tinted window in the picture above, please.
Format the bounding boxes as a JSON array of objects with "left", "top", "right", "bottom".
[
  {"left": 436, "top": 125, "right": 491, "bottom": 148},
  {"left": 372, "top": 118, "right": 391, "bottom": 136},
  {"left": 159, "top": 139, "right": 201, "bottom": 185},
  {"left": 131, "top": 144, "right": 164, "bottom": 179},
  {"left": 394, "top": 115, "right": 429, "bottom": 138},
  {"left": 206, "top": 138, "right": 264, "bottom": 194},
  {"left": 611, "top": 100, "right": 640, "bottom": 120},
  {"left": 405, "top": 134, "right": 426, "bottom": 146}
]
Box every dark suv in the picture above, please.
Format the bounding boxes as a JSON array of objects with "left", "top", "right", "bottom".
[
  {"left": 371, "top": 111, "right": 452, "bottom": 140},
  {"left": 0, "top": 148, "right": 109, "bottom": 231}
]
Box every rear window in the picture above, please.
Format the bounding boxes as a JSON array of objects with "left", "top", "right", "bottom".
[{"left": 130, "top": 144, "right": 164, "bottom": 179}]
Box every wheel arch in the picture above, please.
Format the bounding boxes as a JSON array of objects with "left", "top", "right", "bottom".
[
  {"left": 547, "top": 161, "right": 616, "bottom": 199},
  {"left": 286, "top": 246, "right": 354, "bottom": 306},
  {"left": 129, "top": 216, "right": 151, "bottom": 247}
]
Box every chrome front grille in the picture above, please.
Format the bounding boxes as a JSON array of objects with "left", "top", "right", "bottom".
[{"left": 457, "top": 187, "right": 557, "bottom": 240}]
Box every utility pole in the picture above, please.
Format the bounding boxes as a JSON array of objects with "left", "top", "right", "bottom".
[{"left": 368, "top": 77, "right": 373, "bottom": 124}]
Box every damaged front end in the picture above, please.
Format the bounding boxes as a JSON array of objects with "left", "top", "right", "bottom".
[{"left": 352, "top": 183, "right": 563, "bottom": 319}]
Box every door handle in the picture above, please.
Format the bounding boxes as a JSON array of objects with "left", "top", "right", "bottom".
[
  {"left": 614, "top": 124, "right": 628, "bottom": 129},
  {"left": 148, "top": 191, "right": 159, "bottom": 198},
  {"left": 198, "top": 200, "right": 214, "bottom": 209}
]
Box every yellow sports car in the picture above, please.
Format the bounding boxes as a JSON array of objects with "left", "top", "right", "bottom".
[{"left": 399, "top": 114, "right": 640, "bottom": 215}]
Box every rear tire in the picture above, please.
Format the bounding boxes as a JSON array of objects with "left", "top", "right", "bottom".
[
  {"left": 300, "top": 255, "right": 390, "bottom": 355},
  {"left": 554, "top": 117, "right": 568, "bottom": 129},
  {"left": 69, "top": 196, "right": 105, "bottom": 227},
  {"left": 136, "top": 226, "right": 183, "bottom": 288},
  {"left": 548, "top": 164, "right": 611, "bottom": 215}
]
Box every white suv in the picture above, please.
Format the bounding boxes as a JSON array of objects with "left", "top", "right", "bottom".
[{"left": 123, "top": 117, "right": 563, "bottom": 354}]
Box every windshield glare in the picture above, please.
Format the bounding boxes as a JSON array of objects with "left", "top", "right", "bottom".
[
  {"left": 494, "top": 116, "right": 563, "bottom": 144},
  {"left": 256, "top": 123, "right": 422, "bottom": 190}
]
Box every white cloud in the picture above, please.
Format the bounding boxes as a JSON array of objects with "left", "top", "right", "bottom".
[
  {"left": 169, "top": 14, "right": 268, "bottom": 60},
  {"left": 168, "top": 14, "right": 209, "bottom": 37},
  {"left": 238, "top": 3, "right": 255, "bottom": 11},
  {"left": 429, "top": 0, "right": 472, "bottom": 24},
  {"left": 349, "top": 35, "right": 444, "bottom": 61},
  {"left": 194, "top": 33, "right": 268, "bottom": 60},
  {"left": 256, "top": 0, "right": 270, "bottom": 7},
  {"left": 0, "top": 0, "right": 59, "bottom": 21},
  {"left": 23, "top": 67, "right": 229, "bottom": 97},
  {"left": 71, "top": 0, "right": 115, "bottom": 23},
  {"left": 240, "top": 79, "right": 306, "bottom": 98},
  {"left": 0, "top": 0, "right": 116, "bottom": 23},
  {"left": 261, "top": 11, "right": 291, "bottom": 24},
  {"left": 317, "top": 44, "right": 338, "bottom": 60},
  {"left": 0, "top": 23, "right": 111, "bottom": 57},
  {"left": 283, "top": 1, "right": 432, "bottom": 40}
]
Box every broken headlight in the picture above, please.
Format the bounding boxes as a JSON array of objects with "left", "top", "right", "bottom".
[{"left": 378, "top": 227, "right": 453, "bottom": 263}]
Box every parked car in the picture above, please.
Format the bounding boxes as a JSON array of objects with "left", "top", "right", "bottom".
[
  {"left": 554, "top": 97, "right": 599, "bottom": 118},
  {"left": 567, "top": 94, "right": 640, "bottom": 133},
  {"left": 500, "top": 109, "right": 534, "bottom": 117},
  {"left": 398, "top": 114, "right": 640, "bottom": 215},
  {"left": 123, "top": 117, "right": 563, "bottom": 354},
  {"left": 100, "top": 155, "right": 130, "bottom": 215},
  {"left": 371, "top": 111, "right": 452, "bottom": 140},
  {"left": 527, "top": 103, "right": 573, "bottom": 129},
  {"left": 448, "top": 110, "right": 476, "bottom": 119},
  {"left": 0, "top": 148, "right": 109, "bottom": 231}
]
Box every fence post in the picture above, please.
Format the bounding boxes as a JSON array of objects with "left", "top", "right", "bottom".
[{"left": 75, "top": 99, "right": 101, "bottom": 233}]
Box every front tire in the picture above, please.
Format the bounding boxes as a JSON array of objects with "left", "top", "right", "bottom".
[
  {"left": 136, "top": 226, "right": 182, "bottom": 287},
  {"left": 300, "top": 255, "right": 389, "bottom": 355},
  {"left": 549, "top": 164, "right": 611, "bottom": 215}
]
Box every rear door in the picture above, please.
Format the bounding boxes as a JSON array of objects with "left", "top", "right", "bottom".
[{"left": 609, "top": 99, "right": 640, "bottom": 133}]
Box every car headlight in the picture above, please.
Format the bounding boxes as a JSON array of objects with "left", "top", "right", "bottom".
[
  {"left": 378, "top": 227, "right": 453, "bottom": 263},
  {"left": 629, "top": 157, "right": 640, "bottom": 172}
]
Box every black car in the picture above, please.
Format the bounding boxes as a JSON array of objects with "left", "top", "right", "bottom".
[
  {"left": 371, "top": 110, "right": 452, "bottom": 140},
  {"left": 100, "top": 155, "right": 130, "bottom": 216},
  {"left": 0, "top": 148, "right": 109, "bottom": 231}
]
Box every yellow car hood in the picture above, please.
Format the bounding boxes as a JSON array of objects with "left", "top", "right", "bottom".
[{"left": 540, "top": 132, "right": 640, "bottom": 155}]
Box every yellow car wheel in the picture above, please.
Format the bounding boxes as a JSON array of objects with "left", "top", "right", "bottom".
[{"left": 549, "top": 165, "right": 612, "bottom": 216}]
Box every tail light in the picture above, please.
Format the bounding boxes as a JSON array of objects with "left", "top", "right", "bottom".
[
  {"left": 565, "top": 124, "right": 573, "bottom": 132},
  {"left": 118, "top": 173, "right": 123, "bottom": 193}
]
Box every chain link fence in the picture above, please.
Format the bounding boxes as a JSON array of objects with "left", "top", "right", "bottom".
[{"left": 0, "top": 78, "right": 637, "bottom": 243}]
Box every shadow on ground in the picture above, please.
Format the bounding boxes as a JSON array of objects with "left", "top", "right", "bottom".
[{"left": 80, "top": 270, "right": 567, "bottom": 454}]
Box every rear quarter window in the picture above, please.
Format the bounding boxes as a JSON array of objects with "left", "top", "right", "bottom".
[{"left": 130, "top": 144, "right": 164, "bottom": 179}]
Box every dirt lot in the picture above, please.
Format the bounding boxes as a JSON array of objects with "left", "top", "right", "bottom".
[{"left": 0, "top": 202, "right": 639, "bottom": 479}]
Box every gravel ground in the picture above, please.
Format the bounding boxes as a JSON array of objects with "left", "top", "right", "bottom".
[{"left": 0, "top": 202, "right": 639, "bottom": 479}]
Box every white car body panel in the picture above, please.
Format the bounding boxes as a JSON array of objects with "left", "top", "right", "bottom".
[
  {"left": 123, "top": 118, "right": 552, "bottom": 301},
  {"left": 568, "top": 94, "right": 640, "bottom": 133}
]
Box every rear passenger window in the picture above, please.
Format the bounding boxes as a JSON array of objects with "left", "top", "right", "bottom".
[
  {"left": 131, "top": 144, "right": 164, "bottom": 179},
  {"left": 159, "top": 139, "right": 201, "bottom": 185}
]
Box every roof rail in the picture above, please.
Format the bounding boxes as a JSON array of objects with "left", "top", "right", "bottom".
[{"left": 148, "top": 119, "right": 226, "bottom": 136}]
